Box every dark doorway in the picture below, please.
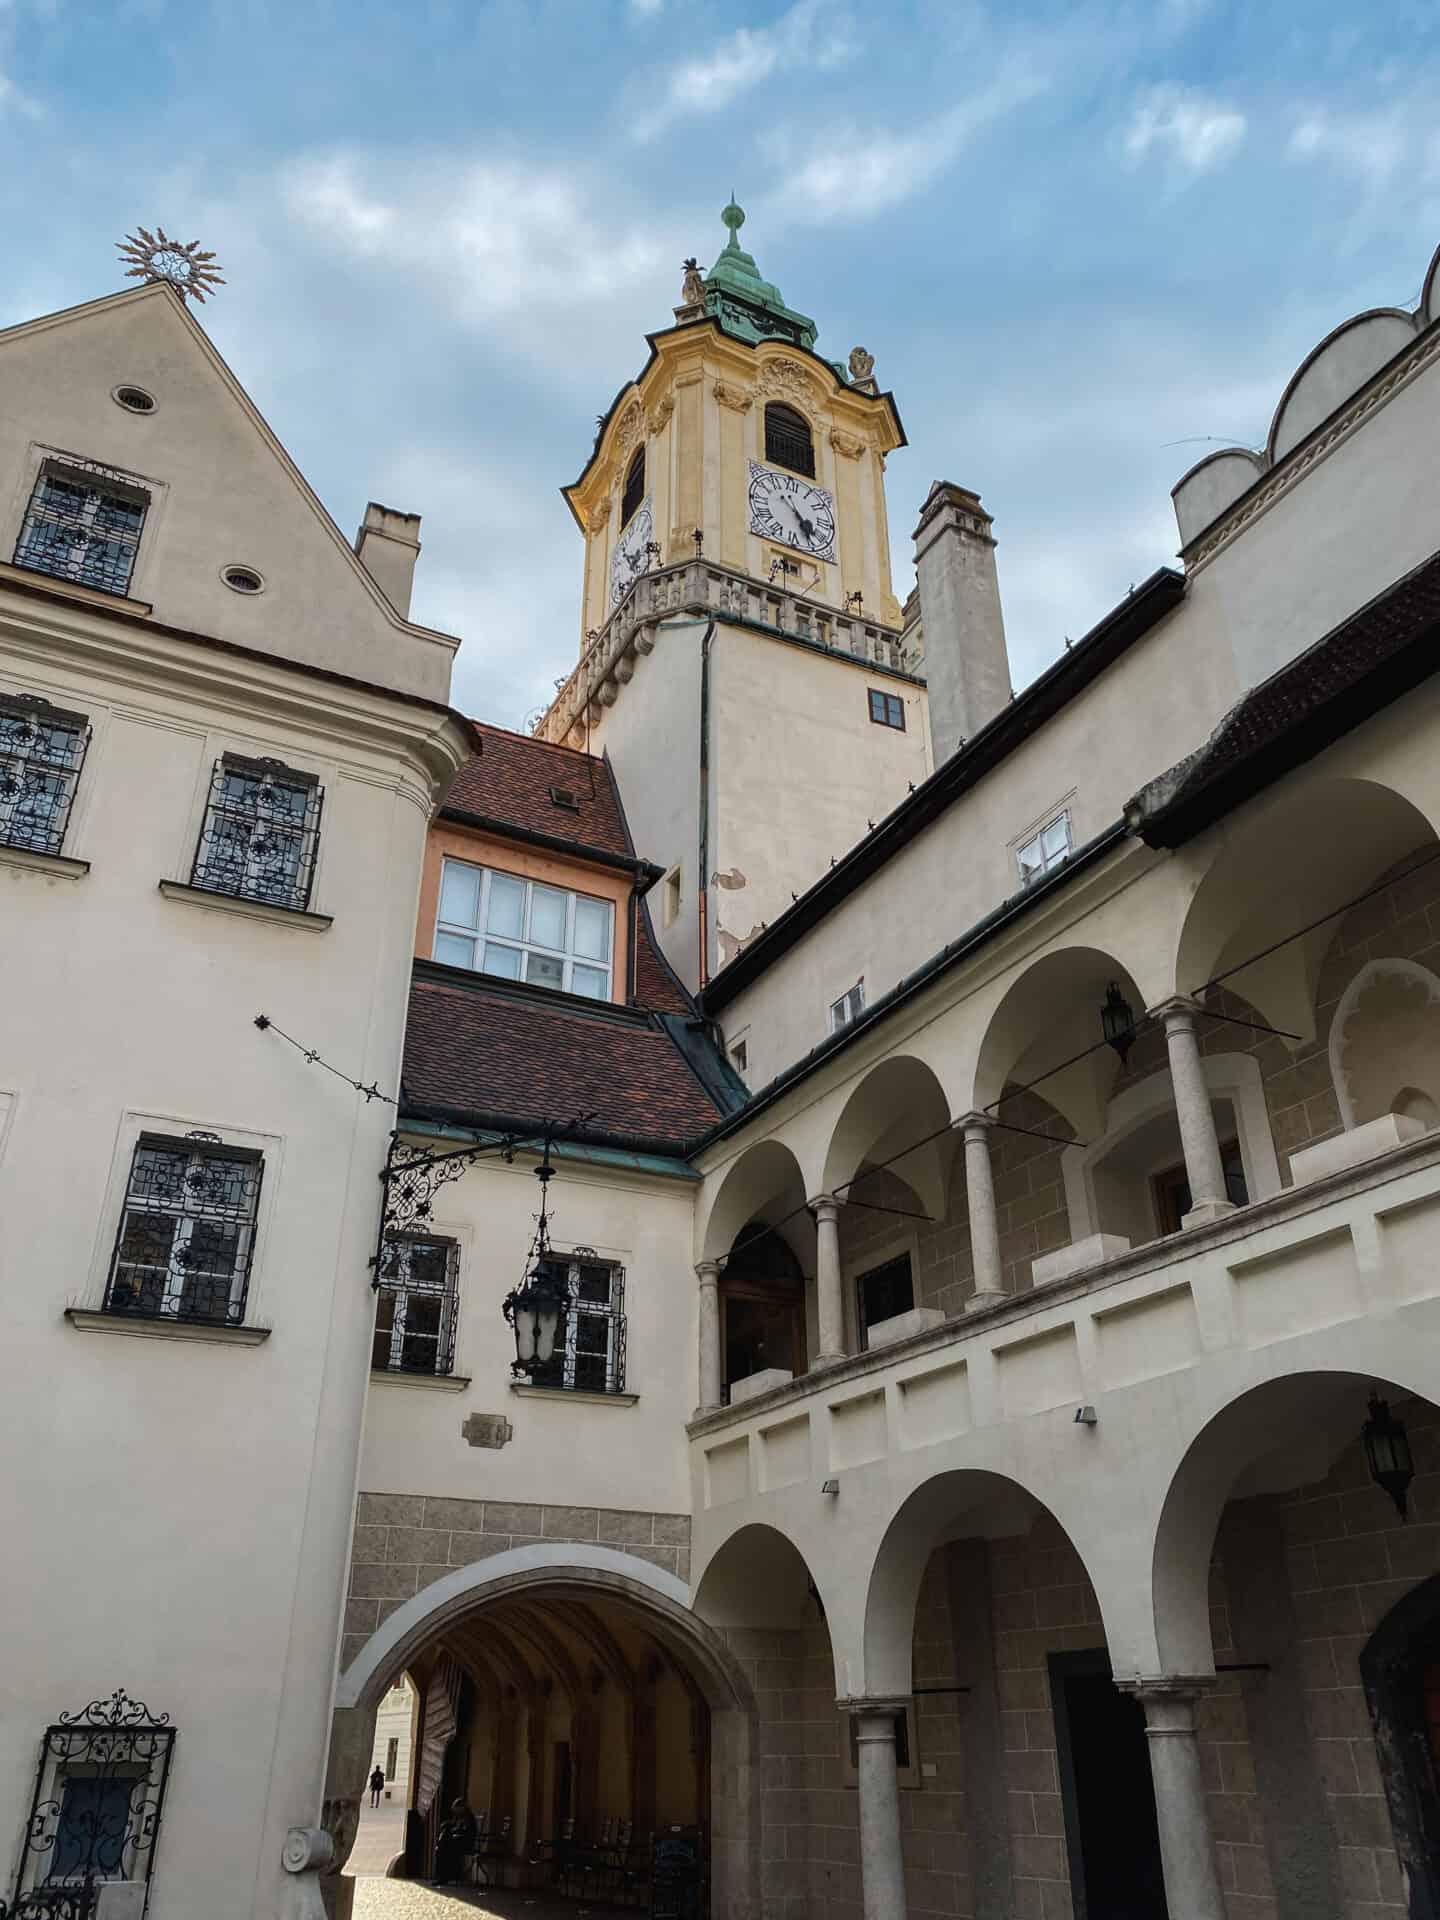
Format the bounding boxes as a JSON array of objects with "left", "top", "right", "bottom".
[
  {"left": 552, "top": 1740, "right": 572, "bottom": 1836},
  {"left": 1049, "top": 1649, "right": 1167, "bottom": 1919},
  {"left": 1360, "top": 1569, "right": 1440, "bottom": 1919}
]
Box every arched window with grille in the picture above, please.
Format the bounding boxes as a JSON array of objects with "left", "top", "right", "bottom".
[
  {"left": 764, "top": 402, "right": 815, "bottom": 478},
  {"left": 620, "top": 446, "right": 645, "bottom": 527}
]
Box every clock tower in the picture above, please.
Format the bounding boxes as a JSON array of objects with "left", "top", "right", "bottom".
[{"left": 542, "top": 202, "right": 931, "bottom": 1023}]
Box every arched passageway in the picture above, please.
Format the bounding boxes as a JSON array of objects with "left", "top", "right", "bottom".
[{"left": 325, "top": 1549, "right": 760, "bottom": 1920}]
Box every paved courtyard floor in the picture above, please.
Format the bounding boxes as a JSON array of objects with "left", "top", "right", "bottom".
[{"left": 353, "top": 1885, "right": 631, "bottom": 1919}]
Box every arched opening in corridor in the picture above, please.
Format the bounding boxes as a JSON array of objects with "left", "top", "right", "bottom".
[
  {"left": 327, "top": 1552, "right": 760, "bottom": 1919},
  {"left": 1154, "top": 1368, "right": 1440, "bottom": 1919},
  {"left": 864, "top": 1470, "right": 1162, "bottom": 1920}
]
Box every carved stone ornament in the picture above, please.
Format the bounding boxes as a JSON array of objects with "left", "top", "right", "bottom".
[
  {"left": 462, "top": 1411, "right": 515, "bottom": 1450},
  {"left": 758, "top": 357, "right": 821, "bottom": 404},
  {"left": 830, "top": 428, "right": 866, "bottom": 459},
  {"left": 281, "top": 1824, "right": 337, "bottom": 1920},
  {"left": 648, "top": 394, "right": 676, "bottom": 435},
  {"left": 589, "top": 496, "right": 613, "bottom": 529},
  {"left": 614, "top": 399, "right": 646, "bottom": 461},
  {"left": 713, "top": 380, "right": 754, "bottom": 413},
  {"left": 848, "top": 346, "right": 875, "bottom": 382}
]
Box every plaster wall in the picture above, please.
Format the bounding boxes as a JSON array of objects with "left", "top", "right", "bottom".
[
  {"left": 0, "top": 286, "right": 456, "bottom": 699},
  {"left": 355, "top": 1151, "right": 699, "bottom": 1521},
  {"left": 588, "top": 615, "right": 704, "bottom": 989},
  {"left": 0, "top": 621, "right": 456, "bottom": 1919},
  {"left": 1188, "top": 334, "right": 1440, "bottom": 696},
  {"left": 712, "top": 582, "right": 1238, "bottom": 1078}
]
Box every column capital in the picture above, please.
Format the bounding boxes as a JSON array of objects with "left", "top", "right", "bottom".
[
  {"left": 955, "top": 1110, "right": 996, "bottom": 1138},
  {"left": 694, "top": 1259, "right": 721, "bottom": 1285},
  {"left": 810, "top": 1193, "right": 842, "bottom": 1225},
  {"left": 836, "top": 1695, "right": 912, "bottom": 1720},
  {"left": 1115, "top": 1674, "right": 1217, "bottom": 1729},
  {"left": 1153, "top": 994, "right": 1205, "bottom": 1029}
]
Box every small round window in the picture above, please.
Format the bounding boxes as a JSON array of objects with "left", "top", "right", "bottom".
[
  {"left": 112, "top": 385, "right": 156, "bottom": 414},
  {"left": 222, "top": 566, "right": 265, "bottom": 595}
]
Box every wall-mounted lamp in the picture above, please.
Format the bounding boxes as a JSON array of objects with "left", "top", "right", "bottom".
[
  {"left": 1074, "top": 1405, "right": 1098, "bottom": 1426},
  {"left": 692, "top": 527, "right": 705, "bottom": 559},
  {"left": 1362, "top": 1390, "right": 1414, "bottom": 1520},
  {"left": 821, "top": 1478, "right": 840, "bottom": 1496}
]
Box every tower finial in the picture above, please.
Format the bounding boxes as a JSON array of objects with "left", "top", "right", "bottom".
[{"left": 721, "top": 196, "right": 745, "bottom": 251}]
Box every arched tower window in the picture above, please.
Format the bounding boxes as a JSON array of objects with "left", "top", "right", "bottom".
[
  {"left": 620, "top": 446, "right": 645, "bottom": 528},
  {"left": 764, "top": 403, "right": 814, "bottom": 478}
]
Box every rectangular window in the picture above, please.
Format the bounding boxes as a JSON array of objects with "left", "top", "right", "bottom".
[
  {"left": 104, "top": 1134, "right": 263, "bottom": 1326},
  {"left": 385, "top": 1738, "right": 399, "bottom": 1780},
  {"left": 0, "top": 691, "right": 89, "bottom": 856},
  {"left": 857, "top": 1253, "right": 915, "bottom": 1345},
  {"left": 191, "top": 754, "right": 323, "bottom": 911},
  {"left": 830, "top": 982, "right": 865, "bottom": 1033},
  {"left": 373, "top": 1235, "right": 460, "bottom": 1376},
  {"left": 868, "top": 688, "right": 906, "bottom": 731},
  {"left": 13, "top": 1701, "right": 176, "bottom": 1904},
  {"left": 435, "top": 857, "right": 614, "bottom": 1000},
  {"left": 15, "top": 465, "right": 147, "bottom": 596},
  {"left": 530, "top": 1254, "right": 627, "bottom": 1394},
  {"left": 730, "top": 1037, "right": 749, "bottom": 1075},
  {"left": 662, "top": 863, "right": 682, "bottom": 928},
  {"left": 1017, "top": 812, "right": 1072, "bottom": 885}
]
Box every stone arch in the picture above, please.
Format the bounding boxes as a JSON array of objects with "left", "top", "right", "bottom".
[
  {"left": 1328, "top": 957, "right": 1440, "bottom": 1129},
  {"left": 329, "top": 1545, "right": 761, "bottom": 1919},
  {"left": 972, "top": 945, "right": 1148, "bottom": 1139},
  {"left": 698, "top": 1138, "right": 812, "bottom": 1267},
  {"left": 1152, "top": 1369, "right": 1439, "bottom": 1677},
  {"left": 1174, "top": 776, "right": 1440, "bottom": 1042},
  {"left": 821, "top": 1054, "right": 954, "bottom": 1221}
]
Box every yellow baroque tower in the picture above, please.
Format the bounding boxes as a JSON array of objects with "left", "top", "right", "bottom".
[{"left": 542, "top": 201, "right": 931, "bottom": 1005}]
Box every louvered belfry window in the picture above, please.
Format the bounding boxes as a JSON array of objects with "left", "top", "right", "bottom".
[
  {"left": 764, "top": 402, "right": 815, "bottom": 478},
  {"left": 620, "top": 447, "right": 645, "bottom": 527}
]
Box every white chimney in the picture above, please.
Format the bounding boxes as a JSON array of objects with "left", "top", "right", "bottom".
[
  {"left": 912, "top": 482, "right": 1012, "bottom": 764},
  {"left": 355, "top": 502, "right": 422, "bottom": 617}
]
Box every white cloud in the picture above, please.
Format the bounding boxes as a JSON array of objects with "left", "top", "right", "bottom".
[
  {"left": 636, "top": 0, "right": 852, "bottom": 142},
  {"left": 765, "top": 63, "right": 1049, "bottom": 222},
  {"left": 1289, "top": 107, "right": 1408, "bottom": 186},
  {"left": 1124, "top": 85, "right": 1245, "bottom": 175},
  {"left": 628, "top": 0, "right": 664, "bottom": 14}
]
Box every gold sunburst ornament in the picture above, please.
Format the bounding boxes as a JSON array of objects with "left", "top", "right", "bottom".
[{"left": 116, "top": 227, "right": 226, "bottom": 303}]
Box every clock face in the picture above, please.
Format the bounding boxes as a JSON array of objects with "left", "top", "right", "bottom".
[
  {"left": 609, "top": 499, "right": 654, "bottom": 606},
  {"left": 747, "top": 462, "right": 836, "bottom": 562}
]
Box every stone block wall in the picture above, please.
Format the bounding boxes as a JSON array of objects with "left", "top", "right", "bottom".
[{"left": 341, "top": 1492, "right": 691, "bottom": 1672}]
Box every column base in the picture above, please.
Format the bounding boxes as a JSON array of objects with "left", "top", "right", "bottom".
[
  {"left": 1181, "top": 1199, "right": 1236, "bottom": 1229},
  {"left": 964, "top": 1288, "right": 1008, "bottom": 1314}
]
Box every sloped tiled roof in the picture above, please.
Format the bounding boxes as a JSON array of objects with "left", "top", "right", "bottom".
[
  {"left": 446, "top": 724, "right": 631, "bottom": 860},
  {"left": 402, "top": 970, "right": 725, "bottom": 1150},
  {"left": 633, "top": 898, "right": 695, "bottom": 1016}
]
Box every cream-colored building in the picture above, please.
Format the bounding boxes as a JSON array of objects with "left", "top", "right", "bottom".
[{"left": 0, "top": 277, "right": 471, "bottom": 1919}]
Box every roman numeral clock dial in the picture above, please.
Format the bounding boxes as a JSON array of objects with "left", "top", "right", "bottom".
[{"left": 747, "top": 462, "right": 836, "bottom": 562}]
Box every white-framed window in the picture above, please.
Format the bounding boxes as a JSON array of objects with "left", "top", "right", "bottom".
[
  {"left": 190, "top": 754, "right": 324, "bottom": 911},
  {"left": 0, "top": 690, "right": 89, "bottom": 856},
  {"left": 374, "top": 1235, "right": 460, "bottom": 1376},
  {"left": 103, "top": 1132, "right": 263, "bottom": 1326},
  {"left": 531, "top": 1252, "right": 627, "bottom": 1394},
  {"left": 830, "top": 981, "right": 865, "bottom": 1033},
  {"left": 662, "top": 863, "right": 682, "bottom": 927},
  {"left": 1017, "top": 810, "right": 1071, "bottom": 885},
  {"left": 14, "top": 464, "right": 148, "bottom": 596},
  {"left": 730, "top": 1036, "right": 749, "bottom": 1075},
  {"left": 435, "top": 857, "right": 614, "bottom": 1000}
]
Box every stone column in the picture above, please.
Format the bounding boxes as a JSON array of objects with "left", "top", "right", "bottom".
[
  {"left": 959, "top": 1114, "right": 1006, "bottom": 1310},
  {"left": 1120, "top": 1679, "right": 1225, "bottom": 1920},
  {"left": 850, "top": 1704, "right": 909, "bottom": 1920},
  {"left": 811, "top": 1195, "right": 846, "bottom": 1365},
  {"left": 695, "top": 1260, "right": 722, "bottom": 1411},
  {"left": 1157, "top": 998, "right": 1235, "bottom": 1228}
]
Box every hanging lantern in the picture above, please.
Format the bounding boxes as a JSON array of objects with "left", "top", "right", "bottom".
[
  {"left": 1101, "top": 982, "right": 1137, "bottom": 1064},
  {"left": 1362, "top": 1391, "right": 1414, "bottom": 1521},
  {"left": 501, "top": 1142, "right": 568, "bottom": 1380}
]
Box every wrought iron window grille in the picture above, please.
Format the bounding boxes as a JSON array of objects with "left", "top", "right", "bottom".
[
  {"left": 103, "top": 1133, "right": 263, "bottom": 1328},
  {"left": 0, "top": 693, "right": 90, "bottom": 857},
  {"left": 527, "top": 1252, "right": 628, "bottom": 1395},
  {"left": 14, "top": 467, "right": 148, "bottom": 598},
  {"left": 373, "top": 1234, "right": 460, "bottom": 1376},
  {"left": 189, "top": 754, "right": 323, "bottom": 912},
  {"left": 764, "top": 403, "right": 815, "bottom": 479},
  {"left": 1, "top": 1688, "right": 175, "bottom": 1920}
]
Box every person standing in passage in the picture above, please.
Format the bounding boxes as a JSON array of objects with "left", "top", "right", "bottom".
[{"left": 433, "top": 1799, "right": 477, "bottom": 1885}]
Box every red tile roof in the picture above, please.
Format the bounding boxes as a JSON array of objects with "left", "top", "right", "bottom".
[
  {"left": 634, "top": 900, "right": 695, "bottom": 1016},
  {"left": 447, "top": 724, "right": 632, "bottom": 860},
  {"left": 401, "top": 972, "right": 724, "bottom": 1149}
]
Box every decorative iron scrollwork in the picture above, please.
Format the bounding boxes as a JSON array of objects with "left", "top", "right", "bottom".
[{"left": 1, "top": 1690, "right": 175, "bottom": 1919}]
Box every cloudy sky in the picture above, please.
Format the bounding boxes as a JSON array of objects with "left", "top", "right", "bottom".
[{"left": 3, "top": 0, "right": 1436, "bottom": 724}]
